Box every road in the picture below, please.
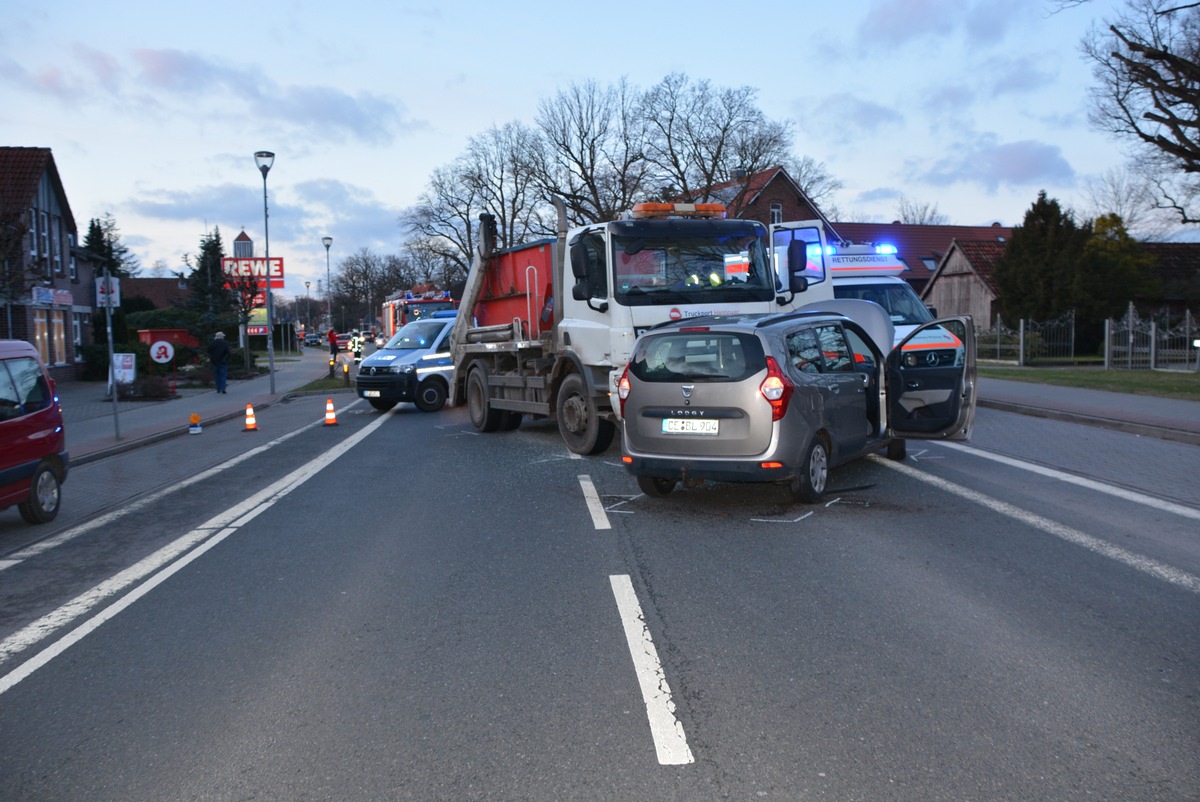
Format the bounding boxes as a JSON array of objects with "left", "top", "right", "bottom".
[{"left": 0, "top": 398, "right": 1197, "bottom": 800}]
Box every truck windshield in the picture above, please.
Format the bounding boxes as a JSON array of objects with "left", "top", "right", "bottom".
[
  {"left": 610, "top": 221, "right": 774, "bottom": 307},
  {"left": 833, "top": 282, "right": 933, "bottom": 326}
]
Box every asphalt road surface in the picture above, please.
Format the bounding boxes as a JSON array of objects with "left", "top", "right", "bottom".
[{"left": 1, "top": 397, "right": 1197, "bottom": 801}]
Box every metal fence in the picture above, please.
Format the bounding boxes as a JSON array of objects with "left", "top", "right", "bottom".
[
  {"left": 1104, "top": 306, "right": 1198, "bottom": 371},
  {"left": 974, "top": 307, "right": 1199, "bottom": 370},
  {"left": 975, "top": 311, "right": 1076, "bottom": 366}
]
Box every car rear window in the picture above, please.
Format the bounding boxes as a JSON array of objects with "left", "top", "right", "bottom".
[{"left": 630, "top": 332, "right": 765, "bottom": 382}]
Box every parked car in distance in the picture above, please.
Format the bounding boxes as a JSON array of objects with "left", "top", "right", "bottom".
[
  {"left": 0, "top": 340, "right": 68, "bottom": 523},
  {"left": 354, "top": 313, "right": 456, "bottom": 412},
  {"left": 618, "top": 308, "right": 976, "bottom": 503}
]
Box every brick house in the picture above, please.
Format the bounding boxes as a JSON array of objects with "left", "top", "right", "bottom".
[{"left": 0, "top": 147, "right": 98, "bottom": 381}]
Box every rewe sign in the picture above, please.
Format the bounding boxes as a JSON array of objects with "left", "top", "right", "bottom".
[{"left": 221, "top": 257, "right": 285, "bottom": 289}]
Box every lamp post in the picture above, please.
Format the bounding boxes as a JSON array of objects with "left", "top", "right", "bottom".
[
  {"left": 255, "top": 150, "right": 277, "bottom": 394},
  {"left": 322, "top": 236, "right": 333, "bottom": 332},
  {"left": 305, "top": 281, "right": 311, "bottom": 331}
]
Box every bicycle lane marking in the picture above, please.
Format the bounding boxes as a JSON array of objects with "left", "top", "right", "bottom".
[{"left": 0, "top": 403, "right": 386, "bottom": 696}]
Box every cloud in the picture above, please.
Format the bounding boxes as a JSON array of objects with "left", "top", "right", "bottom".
[
  {"left": 815, "top": 94, "right": 905, "bottom": 140},
  {"left": 857, "top": 0, "right": 1020, "bottom": 48},
  {"left": 917, "top": 136, "right": 1075, "bottom": 191}
]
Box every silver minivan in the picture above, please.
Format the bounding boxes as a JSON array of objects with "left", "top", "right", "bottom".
[{"left": 617, "top": 310, "right": 976, "bottom": 503}]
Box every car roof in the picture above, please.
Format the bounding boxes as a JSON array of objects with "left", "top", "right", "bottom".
[
  {"left": 645, "top": 310, "right": 852, "bottom": 336},
  {"left": 0, "top": 339, "right": 42, "bottom": 360}
]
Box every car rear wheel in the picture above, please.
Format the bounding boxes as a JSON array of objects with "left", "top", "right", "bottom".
[
  {"left": 556, "top": 373, "right": 615, "bottom": 455},
  {"left": 368, "top": 398, "right": 397, "bottom": 412},
  {"left": 790, "top": 436, "right": 829, "bottom": 504},
  {"left": 18, "top": 463, "right": 61, "bottom": 524},
  {"left": 637, "top": 475, "right": 677, "bottom": 497},
  {"left": 467, "top": 366, "right": 503, "bottom": 432},
  {"left": 414, "top": 379, "right": 448, "bottom": 412}
]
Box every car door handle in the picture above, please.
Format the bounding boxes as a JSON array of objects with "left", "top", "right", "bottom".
[{"left": 906, "top": 381, "right": 921, "bottom": 389}]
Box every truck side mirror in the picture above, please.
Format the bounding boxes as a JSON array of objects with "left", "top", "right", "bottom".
[
  {"left": 569, "top": 241, "right": 588, "bottom": 280},
  {"left": 787, "top": 240, "right": 812, "bottom": 293},
  {"left": 572, "top": 281, "right": 589, "bottom": 301}
]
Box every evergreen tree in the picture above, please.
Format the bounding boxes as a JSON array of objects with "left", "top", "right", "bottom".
[
  {"left": 83, "top": 213, "right": 140, "bottom": 278},
  {"left": 185, "top": 227, "right": 234, "bottom": 331},
  {"left": 994, "top": 191, "right": 1090, "bottom": 322}
]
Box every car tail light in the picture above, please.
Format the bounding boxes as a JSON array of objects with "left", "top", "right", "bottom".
[
  {"left": 617, "top": 364, "right": 632, "bottom": 418},
  {"left": 759, "top": 356, "right": 793, "bottom": 421}
]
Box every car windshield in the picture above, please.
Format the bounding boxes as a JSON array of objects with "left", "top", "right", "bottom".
[
  {"left": 383, "top": 320, "right": 448, "bottom": 350},
  {"left": 611, "top": 222, "right": 775, "bottom": 307},
  {"left": 630, "top": 331, "right": 765, "bottom": 382},
  {"left": 833, "top": 282, "right": 933, "bottom": 326}
]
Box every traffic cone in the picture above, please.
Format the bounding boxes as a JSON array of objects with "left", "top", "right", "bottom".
[
  {"left": 324, "top": 398, "right": 338, "bottom": 426},
  {"left": 243, "top": 403, "right": 258, "bottom": 432},
  {"left": 189, "top": 413, "right": 202, "bottom": 435}
]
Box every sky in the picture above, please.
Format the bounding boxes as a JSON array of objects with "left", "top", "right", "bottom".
[{"left": 3, "top": 0, "right": 1149, "bottom": 302}]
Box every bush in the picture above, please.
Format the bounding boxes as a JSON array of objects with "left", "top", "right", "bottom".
[{"left": 116, "top": 375, "right": 175, "bottom": 400}]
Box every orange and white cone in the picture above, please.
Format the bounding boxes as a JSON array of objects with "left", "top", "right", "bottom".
[
  {"left": 243, "top": 403, "right": 258, "bottom": 432},
  {"left": 324, "top": 398, "right": 338, "bottom": 426}
]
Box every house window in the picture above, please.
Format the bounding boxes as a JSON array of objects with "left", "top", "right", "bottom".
[
  {"left": 770, "top": 203, "right": 783, "bottom": 225},
  {"left": 34, "top": 309, "right": 49, "bottom": 363},
  {"left": 51, "top": 310, "right": 67, "bottom": 364}
]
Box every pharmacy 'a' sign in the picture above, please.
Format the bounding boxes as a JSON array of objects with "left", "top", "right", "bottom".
[{"left": 221, "top": 257, "right": 285, "bottom": 289}]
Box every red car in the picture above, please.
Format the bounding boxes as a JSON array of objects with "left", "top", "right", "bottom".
[
  {"left": 335, "top": 333, "right": 352, "bottom": 351},
  {"left": 0, "top": 340, "right": 67, "bottom": 524}
]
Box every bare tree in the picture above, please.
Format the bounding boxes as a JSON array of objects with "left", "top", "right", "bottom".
[
  {"left": 783, "top": 155, "right": 844, "bottom": 218},
  {"left": 895, "top": 195, "right": 950, "bottom": 225},
  {"left": 1082, "top": 0, "right": 1200, "bottom": 225},
  {"left": 531, "top": 78, "right": 651, "bottom": 226},
  {"left": 1080, "top": 165, "right": 1178, "bottom": 238},
  {"left": 640, "top": 74, "right": 792, "bottom": 210},
  {"left": 463, "top": 122, "right": 554, "bottom": 248},
  {"left": 399, "top": 162, "right": 485, "bottom": 277}
]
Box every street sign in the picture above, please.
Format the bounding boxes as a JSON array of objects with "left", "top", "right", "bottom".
[
  {"left": 221, "top": 257, "right": 285, "bottom": 289},
  {"left": 150, "top": 340, "right": 175, "bottom": 364},
  {"left": 246, "top": 325, "right": 268, "bottom": 336}
]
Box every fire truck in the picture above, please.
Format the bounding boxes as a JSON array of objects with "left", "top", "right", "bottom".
[
  {"left": 448, "top": 199, "right": 836, "bottom": 454},
  {"left": 380, "top": 291, "right": 459, "bottom": 340}
]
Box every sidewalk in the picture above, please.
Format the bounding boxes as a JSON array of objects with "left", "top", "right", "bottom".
[
  {"left": 54, "top": 355, "right": 1200, "bottom": 464},
  {"left": 977, "top": 376, "right": 1200, "bottom": 446},
  {"left": 58, "top": 346, "right": 354, "bottom": 465}
]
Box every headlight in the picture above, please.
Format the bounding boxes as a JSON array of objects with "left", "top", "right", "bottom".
[{"left": 394, "top": 363, "right": 416, "bottom": 374}]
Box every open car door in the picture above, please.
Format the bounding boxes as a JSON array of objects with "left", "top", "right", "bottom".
[{"left": 885, "top": 317, "right": 976, "bottom": 441}]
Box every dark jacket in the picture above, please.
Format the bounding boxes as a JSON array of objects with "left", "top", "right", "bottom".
[{"left": 208, "top": 337, "right": 231, "bottom": 366}]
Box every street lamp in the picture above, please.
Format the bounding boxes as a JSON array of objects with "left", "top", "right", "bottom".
[
  {"left": 255, "top": 150, "right": 277, "bottom": 394},
  {"left": 305, "top": 280, "right": 311, "bottom": 331},
  {"left": 322, "top": 236, "right": 333, "bottom": 332}
]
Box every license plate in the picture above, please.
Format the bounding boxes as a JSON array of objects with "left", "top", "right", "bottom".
[
  {"left": 662, "top": 418, "right": 719, "bottom": 435},
  {"left": 363, "top": 390, "right": 381, "bottom": 398}
]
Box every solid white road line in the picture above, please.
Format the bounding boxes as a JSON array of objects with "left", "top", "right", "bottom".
[
  {"left": 0, "top": 405, "right": 388, "bottom": 695},
  {"left": 609, "top": 574, "right": 694, "bottom": 766},
  {"left": 933, "top": 441, "right": 1200, "bottom": 521},
  {"left": 578, "top": 475, "right": 611, "bottom": 530},
  {"left": 871, "top": 455, "right": 1200, "bottom": 594}
]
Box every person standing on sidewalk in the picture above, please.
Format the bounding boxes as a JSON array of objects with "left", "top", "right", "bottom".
[
  {"left": 328, "top": 327, "right": 338, "bottom": 358},
  {"left": 208, "top": 331, "right": 231, "bottom": 394}
]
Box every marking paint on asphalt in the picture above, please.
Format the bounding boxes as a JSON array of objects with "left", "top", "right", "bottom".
[
  {"left": 871, "top": 455, "right": 1200, "bottom": 594},
  {"left": 579, "top": 475, "right": 611, "bottom": 530},
  {"left": 0, "top": 399, "right": 366, "bottom": 569},
  {"left": 933, "top": 441, "right": 1200, "bottom": 522},
  {"left": 0, "top": 405, "right": 388, "bottom": 695},
  {"left": 609, "top": 574, "right": 694, "bottom": 766}
]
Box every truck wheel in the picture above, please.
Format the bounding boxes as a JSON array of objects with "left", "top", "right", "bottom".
[
  {"left": 637, "top": 475, "right": 677, "bottom": 498},
  {"left": 18, "top": 463, "right": 61, "bottom": 524},
  {"left": 556, "top": 373, "right": 615, "bottom": 455},
  {"left": 886, "top": 438, "right": 907, "bottom": 461},
  {"left": 368, "top": 398, "right": 397, "bottom": 412},
  {"left": 467, "top": 366, "right": 502, "bottom": 432},
  {"left": 500, "top": 411, "right": 523, "bottom": 431},
  {"left": 414, "top": 379, "right": 447, "bottom": 412},
  {"left": 789, "top": 436, "right": 829, "bottom": 504}
]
